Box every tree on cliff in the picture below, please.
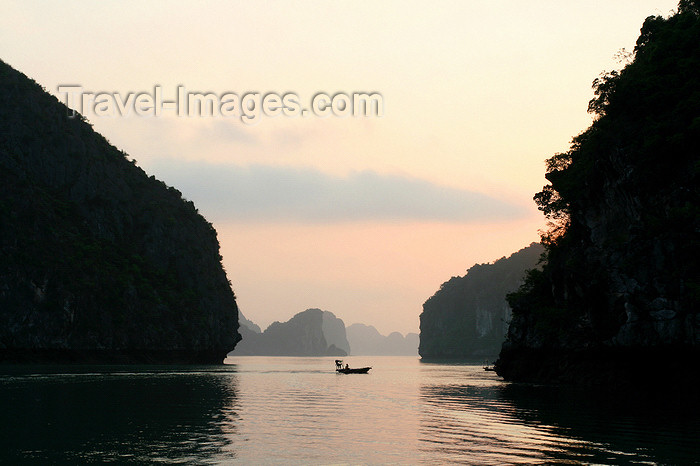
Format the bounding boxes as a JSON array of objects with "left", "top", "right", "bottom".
[
  {"left": 419, "top": 243, "right": 543, "bottom": 359},
  {"left": 0, "top": 60, "right": 241, "bottom": 362},
  {"left": 501, "top": 1, "right": 700, "bottom": 381}
]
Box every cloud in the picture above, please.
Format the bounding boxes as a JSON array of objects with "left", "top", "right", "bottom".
[
  {"left": 146, "top": 159, "right": 527, "bottom": 223},
  {"left": 202, "top": 120, "right": 259, "bottom": 145}
]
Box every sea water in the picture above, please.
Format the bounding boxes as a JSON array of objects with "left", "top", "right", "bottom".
[{"left": 1, "top": 356, "right": 697, "bottom": 464}]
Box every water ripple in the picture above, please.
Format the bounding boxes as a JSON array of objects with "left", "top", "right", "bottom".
[{"left": 2, "top": 357, "right": 699, "bottom": 464}]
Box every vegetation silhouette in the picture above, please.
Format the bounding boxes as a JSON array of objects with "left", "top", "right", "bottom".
[
  {"left": 419, "top": 243, "right": 543, "bottom": 359},
  {"left": 0, "top": 60, "right": 240, "bottom": 363},
  {"left": 498, "top": 1, "right": 700, "bottom": 385}
]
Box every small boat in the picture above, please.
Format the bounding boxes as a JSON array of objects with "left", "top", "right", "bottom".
[
  {"left": 483, "top": 360, "right": 496, "bottom": 371},
  {"left": 335, "top": 360, "right": 371, "bottom": 374},
  {"left": 337, "top": 366, "right": 372, "bottom": 374}
]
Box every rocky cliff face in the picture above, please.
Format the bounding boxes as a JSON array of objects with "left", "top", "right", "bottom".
[
  {"left": 239, "top": 310, "right": 261, "bottom": 333},
  {"left": 419, "top": 243, "right": 543, "bottom": 359},
  {"left": 497, "top": 4, "right": 700, "bottom": 385},
  {"left": 321, "top": 310, "right": 351, "bottom": 355},
  {"left": 230, "top": 309, "right": 347, "bottom": 356},
  {"left": 0, "top": 60, "right": 240, "bottom": 363}
]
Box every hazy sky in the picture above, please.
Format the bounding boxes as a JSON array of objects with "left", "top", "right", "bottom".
[{"left": 1, "top": 1, "right": 679, "bottom": 334}]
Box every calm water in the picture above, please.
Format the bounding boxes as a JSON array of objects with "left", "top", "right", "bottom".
[{"left": 1, "top": 356, "right": 698, "bottom": 464}]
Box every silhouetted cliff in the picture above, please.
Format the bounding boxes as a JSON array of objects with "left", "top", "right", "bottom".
[
  {"left": 346, "top": 323, "right": 419, "bottom": 356},
  {"left": 419, "top": 243, "right": 543, "bottom": 359},
  {"left": 497, "top": 2, "right": 700, "bottom": 385},
  {"left": 239, "top": 310, "right": 261, "bottom": 333},
  {"left": 321, "top": 310, "right": 351, "bottom": 355},
  {"left": 0, "top": 60, "right": 240, "bottom": 363},
  {"left": 230, "top": 309, "right": 348, "bottom": 356}
]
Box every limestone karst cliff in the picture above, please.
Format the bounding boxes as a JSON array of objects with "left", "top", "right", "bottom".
[
  {"left": 321, "top": 310, "right": 351, "bottom": 355},
  {"left": 497, "top": 3, "right": 700, "bottom": 385},
  {"left": 230, "top": 309, "right": 348, "bottom": 356},
  {"left": 419, "top": 243, "right": 543, "bottom": 359},
  {"left": 0, "top": 60, "right": 240, "bottom": 363},
  {"left": 239, "top": 310, "right": 261, "bottom": 334}
]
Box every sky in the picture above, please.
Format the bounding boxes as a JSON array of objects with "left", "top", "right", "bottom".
[{"left": 1, "top": 1, "right": 679, "bottom": 335}]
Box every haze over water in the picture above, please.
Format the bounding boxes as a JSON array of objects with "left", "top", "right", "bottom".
[{"left": 1, "top": 356, "right": 697, "bottom": 464}]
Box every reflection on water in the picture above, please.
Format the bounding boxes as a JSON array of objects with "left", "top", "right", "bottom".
[
  {"left": 1, "top": 358, "right": 698, "bottom": 464},
  {"left": 418, "top": 362, "right": 700, "bottom": 464},
  {"left": 226, "top": 357, "right": 422, "bottom": 464},
  {"left": 497, "top": 383, "right": 700, "bottom": 464},
  {"left": 0, "top": 365, "right": 239, "bottom": 464}
]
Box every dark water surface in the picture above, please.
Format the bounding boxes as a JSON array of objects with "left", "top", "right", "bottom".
[{"left": 1, "top": 356, "right": 697, "bottom": 464}]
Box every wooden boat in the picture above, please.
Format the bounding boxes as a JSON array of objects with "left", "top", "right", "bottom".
[
  {"left": 483, "top": 360, "right": 496, "bottom": 371},
  {"left": 335, "top": 359, "right": 371, "bottom": 374},
  {"left": 336, "top": 366, "right": 372, "bottom": 374}
]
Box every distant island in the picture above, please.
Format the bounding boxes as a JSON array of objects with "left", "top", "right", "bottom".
[
  {"left": 0, "top": 60, "right": 240, "bottom": 363},
  {"left": 231, "top": 309, "right": 418, "bottom": 356},
  {"left": 238, "top": 310, "right": 262, "bottom": 334},
  {"left": 230, "top": 309, "right": 349, "bottom": 356},
  {"left": 497, "top": 3, "right": 700, "bottom": 386},
  {"left": 346, "top": 323, "right": 418, "bottom": 356},
  {"left": 419, "top": 243, "right": 543, "bottom": 360}
]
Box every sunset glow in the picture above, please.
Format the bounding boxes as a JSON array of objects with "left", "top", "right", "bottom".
[{"left": 1, "top": 0, "right": 679, "bottom": 334}]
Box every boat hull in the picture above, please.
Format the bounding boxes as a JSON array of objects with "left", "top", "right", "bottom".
[{"left": 336, "top": 367, "right": 371, "bottom": 374}]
